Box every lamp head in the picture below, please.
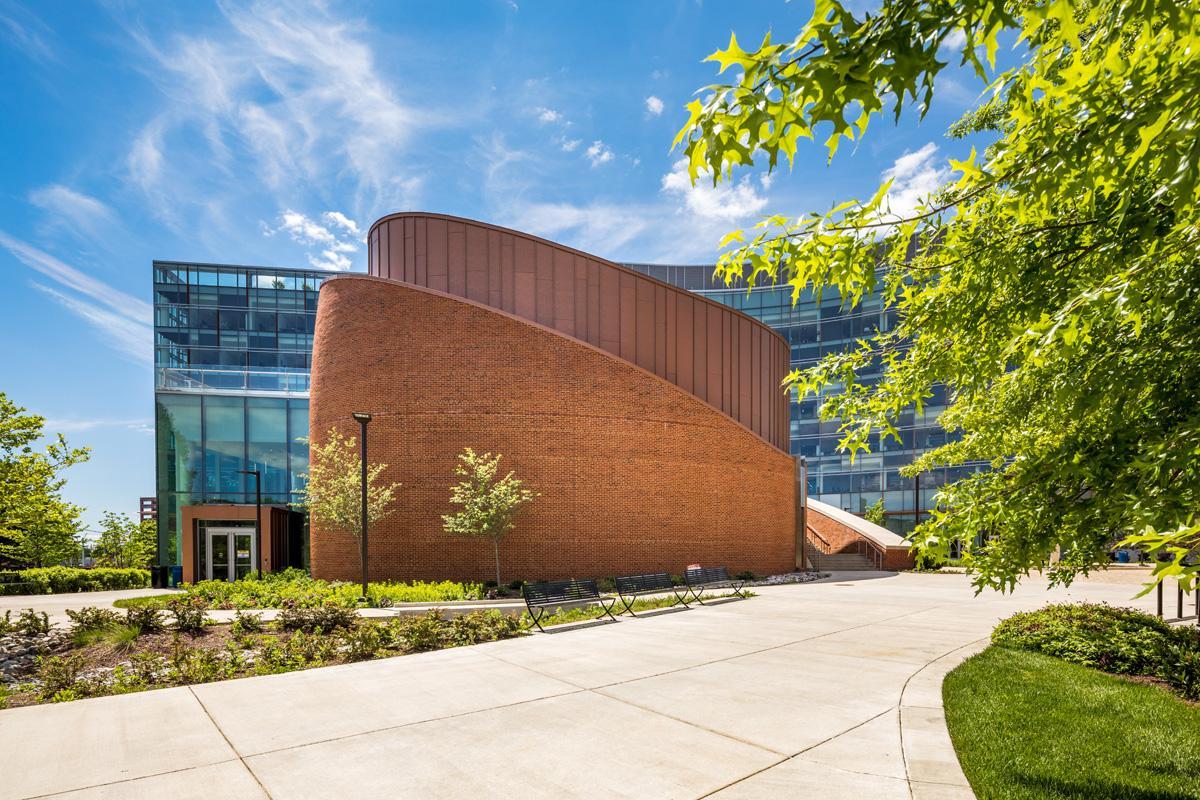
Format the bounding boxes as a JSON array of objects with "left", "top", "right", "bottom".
[{"left": 351, "top": 412, "right": 372, "bottom": 424}]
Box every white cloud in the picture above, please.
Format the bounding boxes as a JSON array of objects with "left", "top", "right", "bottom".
[
  {"left": 323, "top": 211, "right": 361, "bottom": 236},
  {"left": 585, "top": 140, "right": 614, "bottom": 167},
  {"left": 940, "top": 28, "right": 968, "bottom": 54},
  {"left": 28, "top": 185, "right": 118, "bottom": 236},
  {"left": 44, "top": 417, "right": 154, "bottom": 435},
  {"left": 880, "top": 143, "right": 949, "bottom": 220},
  {"left": 267, "top": 210, "right": 360, "bottom": 271},
  {"left": 560, "top": 138, "right": 581, "bottom": 152},
  {"left": 29, "top": 282, "right": 150, "bottom": 364},
  {"left": 644, "top": 95, "right": 664, "bottom": 116},
  {"left": 503, "top": 202, "right": 657, "bottom": 255},
  {"left": 660, "top": 159, "right": 769, "bottom": 221},
  {"left": 126, "top": 1, "right": 424, "bottom": 222},
  {"left": 534, "top": 106, "right": 561, "bottom": 123},
  {"left": 0, "top": 231, "right": 152, "bottom": 323},
  {"left": 0, "top": 4, "right": 55, "bottom": 62}
]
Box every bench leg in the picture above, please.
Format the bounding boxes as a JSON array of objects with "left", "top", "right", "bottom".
[
  {"left": 617, "top": 592, "right": 638, "bottom": 617},
  {"left": 599, "top": 596, "right": 620, "bottom": 623},
  {"left": 525, "top": 605, "right": 548, "bottom": 633},
  {"left": 692, "top": 585, "right": 709, "bottom": 605},
  {"left": 672, "top": 587, "right": 691, "bottom": 609}
]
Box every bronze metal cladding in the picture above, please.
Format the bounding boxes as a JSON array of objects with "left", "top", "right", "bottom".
[{"left": 367, "top": 212, "right": 791, "bottom": 452}]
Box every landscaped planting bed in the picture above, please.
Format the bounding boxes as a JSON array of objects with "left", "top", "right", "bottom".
[
  {"left": 0, "top": 566, "right": 150, "bottom": 595},
  {"left": 1, "top": 591, "right": 752, "bottom": 709},
  {"left": 115, "top": 568, "right": 487, "bottom": 610}
]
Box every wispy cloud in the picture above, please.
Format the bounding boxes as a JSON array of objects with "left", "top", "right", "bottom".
[
  {"left": 0, "top": 1, "right": 55, "bottom": 62},
  {"left": 43, "top": 417, "right": 154, "bottom": 435},
  {"left": 644, "top": 95, "right": 664, "bottom": 116},
  {"left": 29, "top": 282, "right": 151, "bottom": 364},
  {"left": 0, "top": 231, "right": 151, "bottom": 323},
  {"left": 560, "top": 138, "right": 581, "bottom": 152},
  {"left": 534, "top": 106, "right": 561, "bottom": 123},
  {"left": 125, "top": 0, "right": 426, "bottom": 224},
  {"left": 28, "top": 184, "right": 119, "bottom": 237}
]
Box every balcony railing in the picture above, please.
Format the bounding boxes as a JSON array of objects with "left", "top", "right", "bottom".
[{"left": 156, "top": 368, "right": 310, "bottom": 396}]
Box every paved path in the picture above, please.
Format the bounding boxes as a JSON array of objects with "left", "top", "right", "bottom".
[
  {"left": 0, "top": 571, "right": 1172, "bottom": 800},
  {"left": 0, "top": 589, "right": 181, "bottom": 626}
]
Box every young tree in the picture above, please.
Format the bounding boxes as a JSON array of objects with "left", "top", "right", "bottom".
[
  {"left": 676, "top": 1, "right": 1200, "bottom": 591},
  {"left": 442, "top": 448, "right": 538, "bottom": 585},
  {"left": 295, "top": 429, "right": 400, "bottom": 542},
  {"left": 92, "top": 512, "right": 156, "bottom": 569},
  {"left": 0, "top": 392, "right": 89, "bottom": 568}
]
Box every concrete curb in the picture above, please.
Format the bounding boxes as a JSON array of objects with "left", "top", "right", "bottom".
[{"left": 898, "top": 638, "right": 990, "bottom": 799}]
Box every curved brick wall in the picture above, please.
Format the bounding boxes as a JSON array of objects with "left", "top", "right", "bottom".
[
  {"left": 309, "top": 275, "right": 796, "bottom": 582},
  {"left": 367, "top": 212, "right": 790, "bottom": 451}
]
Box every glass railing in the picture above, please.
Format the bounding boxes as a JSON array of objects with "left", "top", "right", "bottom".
[{"left": 156, "top": 368, "right": 310, "bottom": 395}]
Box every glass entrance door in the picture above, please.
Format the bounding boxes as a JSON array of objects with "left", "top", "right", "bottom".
[{"left": 205, "top": 528, "right": 256, "bottom": 581}]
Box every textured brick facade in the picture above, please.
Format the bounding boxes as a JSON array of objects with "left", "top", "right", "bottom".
[
  {"left": 309, "top": 275, "right": 796, "bottom": 583},
  {"left": 806, "top": 504, "right": 915, "bottom": 570}
]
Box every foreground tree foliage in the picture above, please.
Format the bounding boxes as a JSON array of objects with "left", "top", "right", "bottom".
[
  {"left": 676, "top": 0, "right": 1199, "bottom": 591},
  {"left": 0, "top": 392, "right": 88, "bottom": 568},
  {"left": 296, "top": 429, "right": 400, "bottom": 543}
]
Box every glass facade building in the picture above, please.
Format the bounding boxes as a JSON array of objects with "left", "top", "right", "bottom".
[
  {"left": 152, "top": 261, "right": 331, "bottom": 565},
  {"left": 622, "top": 263, "right": 973, "bottom": 535}
]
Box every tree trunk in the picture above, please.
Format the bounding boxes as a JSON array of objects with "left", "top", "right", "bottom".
[{"left": 492, "top": 538, "right": 501, "bottom": 586}]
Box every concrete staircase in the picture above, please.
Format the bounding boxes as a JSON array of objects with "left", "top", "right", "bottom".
[{"left": 808, "top": 551, "right": 879, "bottom": 571}]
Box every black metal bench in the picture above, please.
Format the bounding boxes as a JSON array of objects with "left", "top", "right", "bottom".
[
  {"left": 682, "top": 566, "right": 748, "bottom": 604},
  {"left": 614, "top": 572, "right": 690, "bottom": 616},
  {"left": 521, "top": 578, "right": 618, "bottom": 632}
]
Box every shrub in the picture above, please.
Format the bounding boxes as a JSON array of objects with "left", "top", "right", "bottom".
[
  {"left": 16, "top": 609, "right": 50, "bottom": 636},
  {"left": 125, "top": 606, "right": 164, "bottom": 634},
  {"left": 167, "top": 596, "right": 209, "bottom": 634},
  {"left": 393, "top": 611, "right": 449, "bottom": 652},
  {"left": 231, "top": 610, "right": 265, "bottom": 635},
  {"left": 0, "top": 566, "right": 149, "bottom": 595},
  {"left": 276, "top": 601, "right": 357, "bottom": 633},
  {"left": 66, "top": 607, "right": 121, "bottom": 633},
  {"left": 37, "top": 653, "right": 86, "bottom": 700},
  {"left": 340, "top": 623, "right": 384, "bottom": 661},
  {"left": 177, "top": 568, "right": 485, "bottom": 609},
  {"left": 992, "top": 603, "right": 1173, "bottom": 676},
  {"left": 1162, "top": 628, "right": 1200, "bottom": 701}
]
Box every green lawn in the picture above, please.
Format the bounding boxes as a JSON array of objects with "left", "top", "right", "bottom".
[
  {"left": 943, "top": 646, "right": 1200, "bottom": 800},
  {"left": 113, "top": 594, "right": 177, "bottom": 609}
]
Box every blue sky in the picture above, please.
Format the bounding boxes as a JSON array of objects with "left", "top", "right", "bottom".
[{"left": 0, "top": 0, "right": 986, "bottom": 534}]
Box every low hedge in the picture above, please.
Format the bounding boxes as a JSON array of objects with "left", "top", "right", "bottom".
[
  {"left": 0, "top": 567, "right": 150, "bottom": 595},
  {"left": 178, "top": 568, "right": 485, "bottom": 609},
  {"left": 992, "top": 602, "right": 1200, "bottom": 699}
]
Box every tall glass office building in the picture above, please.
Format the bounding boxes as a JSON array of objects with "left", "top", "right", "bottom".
[
  {"left": 152, "top": 261, "right": 331, "bottom": 565},
  {"left": 623, "top": 263, "right": 970, "bottom": 535}
]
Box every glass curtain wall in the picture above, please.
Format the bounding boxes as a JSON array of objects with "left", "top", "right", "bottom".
[{"left": 153, "top": 261, "right": 330, "bottom": 566}]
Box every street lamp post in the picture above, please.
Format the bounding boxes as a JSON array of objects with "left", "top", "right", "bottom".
[
  {"left": 351, "top": 412, "right": 372, "bottom": 601},
  {"left": 237, "top": 468, "right": 262, "bottom": 580}
]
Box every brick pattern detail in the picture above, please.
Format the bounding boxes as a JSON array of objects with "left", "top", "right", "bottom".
[{"left": 309, "top": 275, "right": 796, "bottom": 583}]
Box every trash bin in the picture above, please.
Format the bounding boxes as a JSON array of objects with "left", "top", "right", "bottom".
[
  {"left": 150, "top": 566, "right": 162, "bottom": 588},
  {"left": 169, "top": 565, "right": 183, "bottom": 587}
]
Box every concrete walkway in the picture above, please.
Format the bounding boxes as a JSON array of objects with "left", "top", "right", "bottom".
[
  {"left": 0, "top": 588, "right": 181, "bottom": 626},
  {"left": 0, "top": 571, "right": 1169, "bottom": 800}
]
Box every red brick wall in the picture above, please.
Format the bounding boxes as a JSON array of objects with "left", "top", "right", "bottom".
[
  {"left": 309, "top": 275, "right": 796, "bottom": 583},
  {"left": 806, "top": 506, "right": 915, "bottom": 570}
]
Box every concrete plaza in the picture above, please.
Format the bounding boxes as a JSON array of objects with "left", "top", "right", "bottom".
[{"left": 0, "top": 570, "right": 1169, "bottom": 799}]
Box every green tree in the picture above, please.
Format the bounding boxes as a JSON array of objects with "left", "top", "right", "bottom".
[
  {"left": 0, "top": 392, "right": 89, "bottom": 567},
  {"left": 92, "top": 512, "right": 156, "bottom": 568},
  {"left": 676, "top": 0, "right": 1199, "bottom": 591},
  {"left": 442, "top": 448, "right": 538, "bottom": 585},
  {"left": 295, "top": 428, "right": 400, "bottom": 542},
  {"left": 864, "top": 498, "right": 887, "bottom": 528}
]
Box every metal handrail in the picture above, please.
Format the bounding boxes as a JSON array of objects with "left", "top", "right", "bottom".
[{"left": 156, "top": 368, "right": 311, "bottom": 395}]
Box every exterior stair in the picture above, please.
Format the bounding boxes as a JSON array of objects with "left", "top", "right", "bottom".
[{"left": 808, "top": 551, "right": 880, "bottom": 571}]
